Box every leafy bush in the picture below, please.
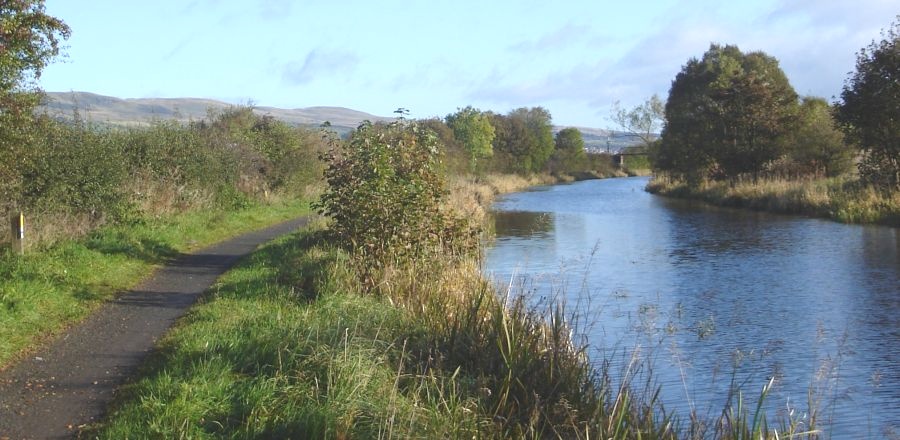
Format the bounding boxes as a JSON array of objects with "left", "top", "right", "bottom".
[
  {"left": 315, "top": 121, "right": 477, "bottom": 276},
  {"left": 1, "top": 105, "right": 325, "bottom": 248}
]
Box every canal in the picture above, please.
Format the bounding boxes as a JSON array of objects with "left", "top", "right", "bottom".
[{"left": 484, "top": 176, "right": 899, "bottom": 438}]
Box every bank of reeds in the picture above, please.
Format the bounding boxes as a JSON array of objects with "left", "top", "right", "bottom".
[{"left": 647, "top": 175, "right": 900, "bottom": 227}]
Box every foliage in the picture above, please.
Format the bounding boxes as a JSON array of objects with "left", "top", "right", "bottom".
[
  {"left": 490, "top": 107, "right": 555, "bottom": 174},
  {"left": 445, "top": 106, "right": 495, "bottom": 173},
  {"left": 658, "top": 44, "right": 799, "bottom": 182},
  {"left": 1, "top": 106, "right": 326, "bottom": 247},
  {"left": 786, "top": 97, "right": 854, "bottom": 178},
  {"left": 837, "top": 16, "right": 900, "bottom": 189},
  {"left": 315, "top": 121, "right": 477, "bottom": 277},
  {"left": 550, "top": 127, "right": 588, "bottom": 173},
  {"left": 0, "top": 0, "right": 69, "bottom": 99},
  {"left": 612, "top": 94, "right": 665, "bottom": 147},
  {"left": 0, "top": 0, "right": 70, "bottom": 207}
]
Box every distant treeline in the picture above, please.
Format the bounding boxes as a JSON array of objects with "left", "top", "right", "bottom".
[{"left": 423, "top": 106, "right": 619, "bottom": 177}]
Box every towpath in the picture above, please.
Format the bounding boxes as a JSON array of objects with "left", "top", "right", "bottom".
[{"left": 0, "top": 216, "right": 310, "bottom": 439}]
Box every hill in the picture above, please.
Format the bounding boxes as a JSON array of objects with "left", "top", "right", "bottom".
[
  {"left": 41, "top": 92, "right": 393, "bottom": 133},
  {"left": 42, "top": 92, "right": 645, "bottom": 151}
]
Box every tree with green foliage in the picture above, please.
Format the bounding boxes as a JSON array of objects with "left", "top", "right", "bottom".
[
  {"left": 0, "top": 0, "right": 69, "bottom": 108},
  {"left": 551, "top": 127, "right": 587, "bottom": 172},
  {"left": 1, "top": 0, "right": 70, "bottom": 207},
  {"left": 445, "top": 106, "right": 495, "bottom": 173},
  {"left": 788, "top": 97, "right": 853, "bottom": 177},
  {"left": 837, "top": 17, "right": 900, "bottom": 189},
  {"left": 491, "top": 107, "right": 554, "bottom": 173},
  {"left": 659, "top": 44, "right": 798, "bottom": 181}
]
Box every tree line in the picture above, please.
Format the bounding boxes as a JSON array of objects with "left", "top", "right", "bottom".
[
  {"left": 649, "top": 17, "right": 900, "bottom": 190},
  {"left": 423, "top": 105, "right": 616, "bottom": 178}
]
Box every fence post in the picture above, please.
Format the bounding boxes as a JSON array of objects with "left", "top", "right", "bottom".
[{"left": 10, "top": 212, "right": 24, "bottom": 255}]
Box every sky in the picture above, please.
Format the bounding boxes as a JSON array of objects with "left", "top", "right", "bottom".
[{"left": 39, "top": 0, "right": 897, "bottom": 128}]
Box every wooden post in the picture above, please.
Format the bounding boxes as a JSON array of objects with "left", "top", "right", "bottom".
[{"left": 10, "top": 212, "right": 24, "bottom": 255}]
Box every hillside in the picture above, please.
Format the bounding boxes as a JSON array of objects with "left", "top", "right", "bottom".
[
  {"left": 42, "top": 92, "right": 644, "bottom": 151},
  {"left": 41, "top": 92, "right": 393, "bottom": 132}
]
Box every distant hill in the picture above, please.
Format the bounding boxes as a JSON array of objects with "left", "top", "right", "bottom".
[
  {"left": 41, "top": 92, "right": 393, "bottom": 133},
  {"left": 42, "top": 92, "right": 646, "bottom": 151}
]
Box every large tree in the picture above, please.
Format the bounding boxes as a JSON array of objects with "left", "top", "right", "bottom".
[
  {"left": 445, "top": 106, "right": 495, "bottom": 173},
  {"left": 658, "top": 44, "right": 798, "bottom": 181},
  {"left": 837, "top": 17, "right": 900, "bottom": 189}
]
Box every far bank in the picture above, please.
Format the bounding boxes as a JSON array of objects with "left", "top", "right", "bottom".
[{"left": 647, "top": 176, "right": 900, "bottom": 227}]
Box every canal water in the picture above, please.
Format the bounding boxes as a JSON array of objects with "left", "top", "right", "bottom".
[{"left": 484, "top": 176, "right": 899, "bottom": 438}]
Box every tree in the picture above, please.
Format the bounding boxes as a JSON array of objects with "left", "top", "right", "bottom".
[
  {"left": 658, "top": 44, "right": 798, "bottom": 181},
  {"left": 492, "top": 107, "right": 554, "bottom": 173},
  {"left": 0, "top": 0, "right": 70, "bottom": 116},
  {"left": 551, "top": 127, "right": 587, "bottom": 172},
  {"left": 611, "top": 94, "right": 665, "bottom": 147},
  {"left": 837, "top": 16, "right": 900, "bottom": 189},
  {"left": 1, "top": 1, "right": 70, "bottom": 206},
  {"left": 445, "top": 106, "right": 495, "bottom": 173},
  {"left": 788, "top": 97, "right": 853, "bottom": 177}
]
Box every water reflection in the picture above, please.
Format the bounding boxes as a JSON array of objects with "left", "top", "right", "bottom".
[
  {"left": 493, "top": 211, "right": 553, "bottom": 238},
  {"left": 485, "top": 177, "right": 900, "bottom": 438}
]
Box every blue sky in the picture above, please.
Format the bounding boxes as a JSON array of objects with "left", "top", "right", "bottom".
[{"left": 40, "top": 0, "right": 896, "bottom": 127}]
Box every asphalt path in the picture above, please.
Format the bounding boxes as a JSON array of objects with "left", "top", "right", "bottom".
[{"left": 0, "top": 216, "right": 310, "bottom": 439}]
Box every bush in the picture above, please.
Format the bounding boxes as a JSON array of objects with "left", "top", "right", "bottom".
[
  {"left": 315, "top": 121, "right": 477, "bottom": 278},
  {"left": 1, "top": 105, "right": 325, "bottom": 247}
]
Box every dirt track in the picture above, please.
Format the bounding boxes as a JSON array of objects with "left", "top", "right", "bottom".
[{"left": 0, "top": 216, "right": 309, "bottom": 439}]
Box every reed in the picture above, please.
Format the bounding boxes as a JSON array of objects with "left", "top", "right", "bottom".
[{"left": 647, "top": 175, "right": 900, "bottom": 226}]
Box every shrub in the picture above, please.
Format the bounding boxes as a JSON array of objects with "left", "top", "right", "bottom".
[{"left": 315, "top": 121, "right": 477, "bottom": 278}]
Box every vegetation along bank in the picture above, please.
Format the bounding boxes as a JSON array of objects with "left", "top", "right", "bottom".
[
  {"left": 5, "top": 3, "right": 897, "bottom": 438},
  {"left": 635, "top": 18, "right": 900, "bottom": 226}
]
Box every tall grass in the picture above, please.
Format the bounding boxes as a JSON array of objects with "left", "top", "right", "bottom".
[{"left": 647, "top": 175, "right": 900, "bottom": 226}]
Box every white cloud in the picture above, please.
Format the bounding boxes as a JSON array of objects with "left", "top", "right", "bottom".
[
  {"left": 283, "top": 49, "right": 359, "bottom": 85},
  {"left": 508, "top": 23, "right": 594, "bottom": 53}
]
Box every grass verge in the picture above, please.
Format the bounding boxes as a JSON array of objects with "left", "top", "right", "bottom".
[
  {"left": 0, "top": 198, "right": 310, "bottom": 368},
  {"left": 647, "top": 176, "right": 900, "bottom": 227},
  {"left": 85, "top": 223, "right": 681, "bottom": 439}
]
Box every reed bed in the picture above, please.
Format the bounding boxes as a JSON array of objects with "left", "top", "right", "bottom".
[{"left": 647, "top": 176, "right": 900, "bottom": 227}]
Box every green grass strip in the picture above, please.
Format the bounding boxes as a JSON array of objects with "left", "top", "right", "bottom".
[{"left": 0, "top": 199, "right": 310, "bottom": 368}]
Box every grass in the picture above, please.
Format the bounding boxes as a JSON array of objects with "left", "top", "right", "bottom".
[
  {"left": 83, "top": 227, "right": 484, "bottom": 438},
  {"left": 82, "top": 178, "right": 827, "bottom": 439},
  {"left": 0, "top": 198, "right": 310, "bottom": 369},
  {"left": 86, "top": 223, "right": 684, "bottom": 439},
  {"left": 647, "top": 175, "right": 900, "bottom": 227},
  {"left": 84, "top": 224, "right": 827, "bottom": 439}
]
